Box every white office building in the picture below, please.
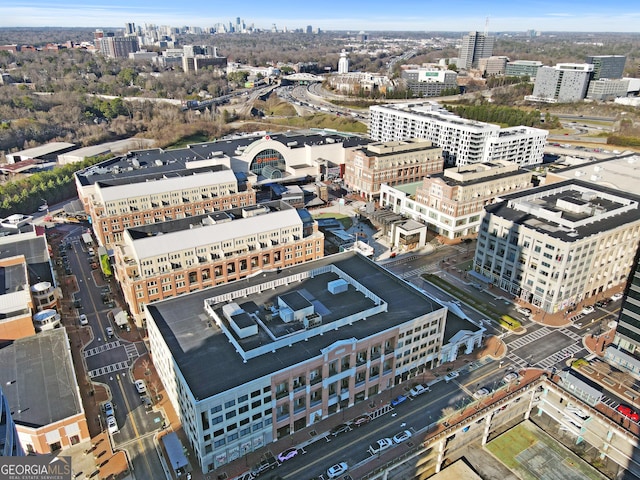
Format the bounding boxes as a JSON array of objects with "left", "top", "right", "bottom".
[
  {"left": 369, "top": 102, "right": 547, "bottom": 166},
  {"left": 473, "top": 181, "right": 640, "bottom": 313},
  {"left": 145, "top": 252, "right": 483, "bottom": 472},
  {"left": 525, "top": 63, "right": 593, "bottom": 104}
]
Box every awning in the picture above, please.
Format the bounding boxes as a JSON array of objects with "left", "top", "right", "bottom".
[{"left": 161, "top": 432, "right": 188, "bottom": 471}]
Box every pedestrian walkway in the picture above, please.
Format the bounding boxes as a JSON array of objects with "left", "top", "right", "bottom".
[
  {"left": 536, "top": 343, "right": 585, "bottom": 370},
  {"left": 88, "top": 360, "right": 130, "bottom": 378},
  {"left": 84, "top": 340, "right": 122, "bottom": 358},
  {"left": 506, "top": 327, "right": 552, "bottom": 350}
]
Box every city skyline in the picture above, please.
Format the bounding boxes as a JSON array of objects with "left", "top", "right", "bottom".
[{"left": 3, "top": 0, "right": 640, "bottom": 32}]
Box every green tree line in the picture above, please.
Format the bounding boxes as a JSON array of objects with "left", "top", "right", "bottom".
[
  {"left": 0, "top": 155, "right": 111, "bottom": 217},
  {"left": 444, "top": 104, "right": 559, "bottom": 129}
]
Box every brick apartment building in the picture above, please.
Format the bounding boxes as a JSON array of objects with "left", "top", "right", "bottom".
[
  {"left": 344, "top": 138, "right": 444, "bottom": 201},
  {"left": 113, "top": 201, "right": 325, "bottom": 322}
]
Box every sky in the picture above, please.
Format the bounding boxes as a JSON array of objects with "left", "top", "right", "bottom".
[{"left": 3, "top": 0, "right": 640, "bottom": 32}]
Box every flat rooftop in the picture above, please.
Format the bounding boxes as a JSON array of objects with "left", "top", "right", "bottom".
[
  {"left": 147, "top": 252, "right": 446, "bottom": 400},
  {"left": 0, "top": 233, "right": 53, "bottom": 285},
  {"left": 549, "top": 153, "right": 640, "bottom": 195},
  {"left": 0, "top": 329, "right": 82, "bottom": 427},
  {"left": 487, "top": 180, "right": 640, "bottom": 241},
  {"left": 124, "top": 201, "right": 304, "bottom": 259},
  {"left": 76, "top": 130, "right": 369, "bottom": 187}
]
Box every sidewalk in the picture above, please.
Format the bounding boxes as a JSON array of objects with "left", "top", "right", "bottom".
[{"left": 206, "top": 335, "right": 506, "bottom": 480}]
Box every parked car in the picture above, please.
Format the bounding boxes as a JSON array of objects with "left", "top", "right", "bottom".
[
  {"left": 595, "top": 299, "right": 611, "bottom": 308},
  {"left": 611, "top": 293, "right": 624, "bottom": 302},
  {"left": 141, "top": 395, "right": 153, "bottom": 410},
  {"left": 392, "top": 430, "right": 412, "bottom": 444},
  {"left": 103, "top": 402, "right": 114, "bottom": 417},
  {"left": 391, "top": 394, "right": 408, "bottom": 407},
  {"left": 503, "top": 372, "right": 519, "bottom": 383},
  {"left": 473, "top": 388, "right": 490, "bottom": 399},
  {"left": 444, "top": 371, "right": 459, "bottom": 382},
  {"left": 106, "top": 326, "right": 114, "bottom": 338},
  {"left": 134, "top": 379, "right": 147, "bottom": 394},
  {"left": 581, "top": 305, "right": 595, "bottom": 315},
  {"left": 38, "top": 204, "right": 49, "bottom": 212},
  {"left": 616, "top": 405, "right": 639, "bottom": 422},
  {"left": 330, "top": 423, "right": 352, "bottom": 437},
  {"left": 79, "top": 314, "right": 88, "bottom": 326},
  {"left": 277, "top": 447, "right": 298, "bottom": 463},
  {"left": 515, "top": 307, "right": 532, "bottom": 317},
  {"left": 409, "top": 384, "right": 429, "bottom": 397},
  {"left": 352, "top": 414, "right": 371, "bottom": 427},
  {"left": 251, "top": 457, "right": 277, "bottom": 477},
  {"left": 326, "top": 462, "right": 348, "bottom": 479},
  {"left": 107, "top": 416, "right": 118, "bottom": 435},
  {"left": 368, "top": 438, "right": 393, "bottom": 455}
]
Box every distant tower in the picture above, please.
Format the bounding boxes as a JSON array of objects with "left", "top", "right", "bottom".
[
  {"left": 338, "top": 49, "right": 349, "bottom": 74},
  {"left": 125, "top": 22, "right": 136, "bottom": 36},
  {"left": 458, "top": 31, "right": 494, "bottom": 70}
]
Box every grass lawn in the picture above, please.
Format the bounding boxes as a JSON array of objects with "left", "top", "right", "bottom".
[
  {"left": 486, "top": 423, "right": 538, "bottom": 469},
  {"left": 487, "top": 422, "right": 606, "bottom": 480},
  {"left": 166, "top": 133, "right": 210, "bottom": 149},
  {"left": 312, "top": 212, "right": 353, "bottom": 229}
]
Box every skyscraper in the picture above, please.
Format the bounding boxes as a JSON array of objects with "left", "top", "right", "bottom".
[
  {"left": 458, "top": 31, "right": 494, "bottom": 70},
  {"left": 613, "top": 242, "right": 640, "bottom": 355},
  {"left": 586, "top": 55, "right": 626, "bottom": 80},
  {"left": 525, "top": 63, "right": 593, "bottom": 103}
]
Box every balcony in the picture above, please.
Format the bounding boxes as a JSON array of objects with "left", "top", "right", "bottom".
[{"left": 275, "top": 389, "right": 289, "bottom": 400}]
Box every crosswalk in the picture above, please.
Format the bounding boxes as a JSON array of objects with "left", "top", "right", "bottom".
[
  {"left": 506, "top": 352, "right": 528, "bottom": 369},
  {"left": 535, "top": 344, "right": 585, "bottom": 370},
  {"left": 88, "top": 361, "right": 129, "bottom": 378},
  {"left": 124, "top": 343, "right": 139, "bottom": 360},
  {"left": 84, "top": 340, "right": 122, "bottom": 358},
  {"left": 506, "top": 327, "right": 552, "bottom": 350},
  {"left": 399, "top": 264, "right": 439, "bottom": 279},
  {"left": 84, "top": 340, "right": 139, "bottom": 377}
]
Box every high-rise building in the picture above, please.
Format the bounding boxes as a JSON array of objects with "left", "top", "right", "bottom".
[
  {"left": 458, "top": 31, "right": 494, "bottom": 70},
  {"left": 97, "top": 35, "right": 139, "bottom": 58},
  {"left": 337, "top": 50, "right": 349, "bottom": 74},
  {"left": 473, "top": 180, "right": 640, "bottom": 313},
  {"left": 612, "top": 245, "right": 640, "bottom": 355},
  {"left": 478, "top": 56, "right": 509, "bottom": 76},
  {"left": 368, "top": 103, "right": 547, "bottom": 167},
  {"left": 401, "top": 67, "right": 458, "bottom": 97},
  {"left": 505, "top": 60, "right": 543, "bottom": 79},
  {"left": 125, "top": 22, "right": 136, "bottom": 36},
  {"left": 586, "top": 55, "right": 626, "bottom": 80},
  {"left": 525, "top": 63, "right": 593, "bottom": 103}
]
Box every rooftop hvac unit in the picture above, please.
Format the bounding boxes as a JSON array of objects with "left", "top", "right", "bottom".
[{"left": 328, "top": 279, "right": 348, "bottom": 294}]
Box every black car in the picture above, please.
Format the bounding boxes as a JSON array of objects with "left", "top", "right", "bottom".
[
  {"left": 330, "top": 423, "right": 352, "bottom": 437},
  {"left": 595, "top": 299, "right": 611, "bottom": 308}
]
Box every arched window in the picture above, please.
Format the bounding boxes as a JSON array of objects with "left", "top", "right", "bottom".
[{"left": 250, "top": 149, "right": 286, "bottom": 176}]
